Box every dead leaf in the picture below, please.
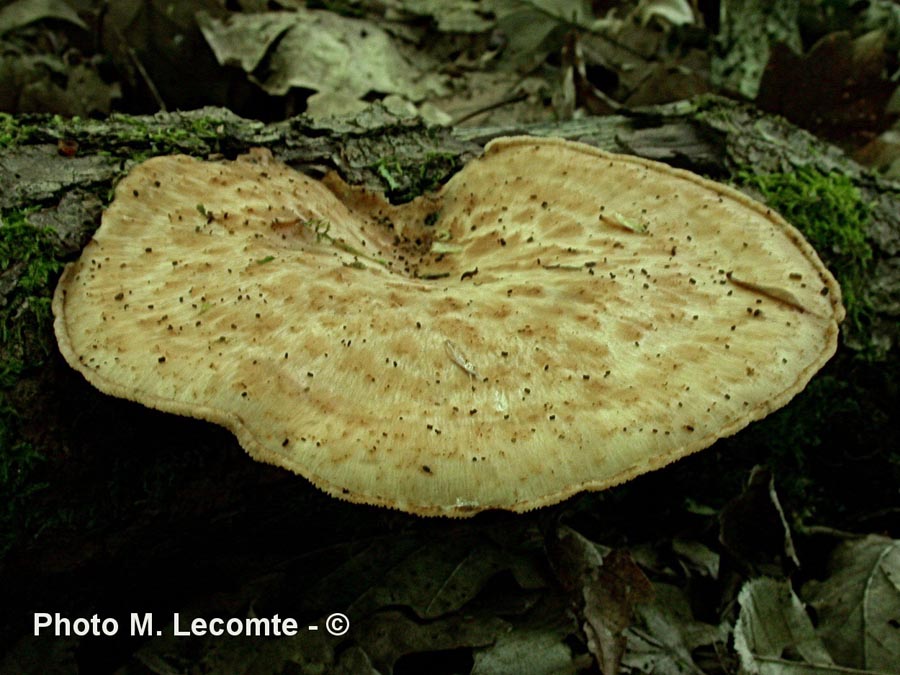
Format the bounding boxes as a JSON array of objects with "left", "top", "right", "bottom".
[
  {"left": 560, "top": 30, "right": 620, "bottom": 115},
  {"left": 473, "top": 630, "right": 577, "bottom": 674},
  {"left": 802, "top": 535, "right": 900, "bottom": 672},
  {"left": 493, "top": 0, "right": 595, "bottom": 68},
  {"left": 18, "top": 61, "right": 121, "bottom": 116},
  {"left": 854, "top": 129, "right": 900, "bottom": 177},
  {"left": 711, "top": 0, "right": 802, "bottom": 99},
  {"left": 672, "top": 538, "right": 719, "bottom": 580},
  {"left": 584, "top": 549, "right": 655, "bottom": 675},
  {"left": 387, "top": 0, "right": 495, "bottom": 33},
  {"left": 623, "top": 583, "right": 725, "bottom": 675},
  {"left": 436, "top": 70, "right": 552, "bottom": 127},
  {"left": 472, "top": 608, "right": 581, "bottom": 675},
  {"left": 0, "top": 633, "right": 78, "bottom": 675},
  {"left": 196, "top": 11, "right": 296, "bottom": 73},
  {"left": 734, "top": 577, "right": 836, "bottom": 675},
  {"left": 0, "top": 0, "right": 86, "bottom": 35},
  {"left": 197, "top": 8, "right": 446, "bottom": 102},
  {"left": 551, "top": 526, "right": 653, "bottom": 675},
  {"left": 348, "top": 536, "right": 534, "bottom": 619},
  {"left": 634, "top": 0, "right": 696, "bottom": 28},
  {"left": 574, "top": 15, "right": 709, "bottom": 108},
  {"left": 548, "top": 524, "right": 607, "bottom": 592},
  {"left": 352, "top": 609, "right": 509, "bottom": 674},
  {"left": 756, "top": 30, "right": 898, "bottom": 150},
  {"left": 622, "top": 50, "right": 711, "bottom": 106},
  {"left": 719, "top": 466, "right": 800, "bottom": 577}
]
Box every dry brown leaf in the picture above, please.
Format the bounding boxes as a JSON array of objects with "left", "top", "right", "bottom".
[
  {"left": 802, "top": 535, "right": 900, "bottom": 672},
  {"left": 757, "top": 30, "right": 898, "bottom": 150},
  {"left": 719, "top": 466, "right": 800, "bottom": 577}
]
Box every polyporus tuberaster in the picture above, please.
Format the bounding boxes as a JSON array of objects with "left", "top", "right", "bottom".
[{"left": 53, "top": 137, "right": 844, "bottom": 516}]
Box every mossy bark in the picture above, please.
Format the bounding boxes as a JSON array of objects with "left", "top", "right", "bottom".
[{"left": 0, "top": 96, "right": 897, "bottom": 652}]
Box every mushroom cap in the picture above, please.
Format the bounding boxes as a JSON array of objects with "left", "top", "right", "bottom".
[{"left": 53, "top": 137, "right": 844, "bottom": 516}]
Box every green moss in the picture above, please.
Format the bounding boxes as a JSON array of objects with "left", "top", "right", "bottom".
[
  {"left": 0, "top": 113, "right": 36, "bottom": 148},
  {"left": 0, "top": 113, "right": 18, "bottom": 147},
  {"left": 0, "top": 113, "right": 84, "bottom": 149},
  {"left": 736, "top": 167, "right": 874, "bottom": 345},
  {"left": 0, "top": 111, "right": 229, "bottom": 158},
  {"left": 0, "top": 211, "right": 64, "bottom": 554},
  {"left": 101, "top": 113, "right": 226, "bottom": 157},
  {"left": 0, "top": 212, "right": 62, "bottom": 361},
  {"left": 372, "top": 151, "right": 460, "bottom": 203},
  {"left": 0, "top": 402, "right": 48, "bottom": 554},
  {"left": 758, "top": 376, "right": 852, "bottom": 473}
]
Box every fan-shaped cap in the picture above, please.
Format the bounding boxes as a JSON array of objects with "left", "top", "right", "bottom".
[{"left": 53, "top": 137, "right": 844, "bottom": 516}]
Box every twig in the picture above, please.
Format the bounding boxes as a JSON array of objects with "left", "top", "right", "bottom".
[
  {"left": 106, "top": 18, "right": 167, "bottom": 111},
  {"left": 451, "top": 92, "right": 528, "bottom": 126}
]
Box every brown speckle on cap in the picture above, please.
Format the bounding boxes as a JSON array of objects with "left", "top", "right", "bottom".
[{"left": 52, "top": 139, "right": 844, "bottom": 517}]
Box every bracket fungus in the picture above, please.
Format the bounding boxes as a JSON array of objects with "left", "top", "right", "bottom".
[{"left": 52, "top": 137, "right": 844, "bottom": 516}]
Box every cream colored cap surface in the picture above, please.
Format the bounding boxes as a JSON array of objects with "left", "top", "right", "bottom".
[{"left": 53, "top": 137, "right": 844, "bottom": 516}]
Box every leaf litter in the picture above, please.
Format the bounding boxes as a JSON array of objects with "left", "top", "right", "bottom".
[
  {"left": 2, "top": 455, "right": 898, "bottom": 673},
  {"left": 2, "top": 0, "right": 896, "bottom": 167},
  {"left": 22, "top": 472, "right": 884, "bottom": 675},
  {"left": 24, "top": 471, "right": 884, "bottom": 675}
]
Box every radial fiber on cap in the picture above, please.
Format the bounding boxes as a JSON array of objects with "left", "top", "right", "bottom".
[{"left": 53, "top": 138, "right": 844, "bottom": 516}]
